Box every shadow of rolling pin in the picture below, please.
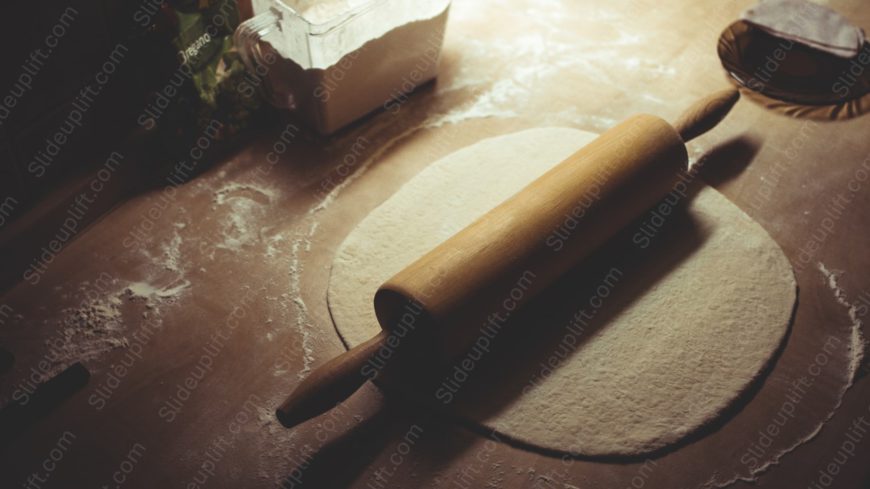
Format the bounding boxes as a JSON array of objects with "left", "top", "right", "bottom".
[{"left": 277, "top": 89, "right": 741, "bottom": 428}]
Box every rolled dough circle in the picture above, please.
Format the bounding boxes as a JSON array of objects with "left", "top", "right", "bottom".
[{"left": 328, "top": 128, "right": 795, "bottom": 456}]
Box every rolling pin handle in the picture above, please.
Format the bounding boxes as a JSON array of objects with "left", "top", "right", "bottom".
[
  {"left": 673, "top": 88, "right": 740, "bottom": 143},
  {"left": 276, "top": 330, "right": 388, "bottom": 428}
]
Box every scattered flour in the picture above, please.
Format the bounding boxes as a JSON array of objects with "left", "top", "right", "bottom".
[
  {"left": 550, "top": 109, "right": 619, "bottom": 133},
  {"left": 160, "top": 229, "right": 184, "bottom": 272},
  {"left": 288, "top": 238, "right": 316, "bottom": 379},
  {"left": 126, "top": 280, "right": 191, "bottom": 304},
  {"left": 43, "top": 295, "right": 128, "bottom": 379},
  {"left": 213, "top": 182, "right": 277, "bottom": 206},
  {"left": 426, "top": 82, "right": 521, "bottom": 128},
  {"left": 217, "top": 197, "right": 267, "bottom": 251},
  {"left": 212, "top": 183, "right": 280, "bottom": 253},
  {"left": 708, "top": 263, "right": 868, "bottom": 488},
  {"left": 264, "top": 232, "right": 289, "bottom": 259},
  {"left": 138, "top": 220, "right": 188, "bottom": 273},
  {"left": 818, "top": 262, "right": 866, "bottom": 381},
  {"left": 427, "top": 7, "right": 671, "bottom": 128},
  {"left": 41, "top": 277, "right": 191, "bottom": 379},
  {"left": 254, "top": 401, "right": 302, "bottom": 485},
  {"left": 284, "top": 127, "right": 420, "bottom": 379}
]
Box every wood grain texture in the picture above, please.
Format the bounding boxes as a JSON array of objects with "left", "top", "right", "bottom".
[
  {"left": 376, "top": 115, "right": 687, "bottom": 357},
  {"left": 673, "top": 88, "right": 741, "bottom": 142},
  {"left": 276, "top": 331, "right": 387, "bottom": 427}
]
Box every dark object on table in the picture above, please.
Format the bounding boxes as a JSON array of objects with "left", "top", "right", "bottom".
[
  {"left": 0, "top": 347, "right": 13, "bottom": 374},
  {"left": 718, "top": 21, "right": 870, "bottom": 118},
  {"left": 0, "top": 362, "right": 90, "bottom": 443}
]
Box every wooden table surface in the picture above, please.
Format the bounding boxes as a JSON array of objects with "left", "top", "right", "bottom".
[{"left": 2, "top": 0, "right": 869, "bottom": 488}]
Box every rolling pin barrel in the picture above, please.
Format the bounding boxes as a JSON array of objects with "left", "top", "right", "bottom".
[{"left": 374, "top": 114, "right": 688, "bottom": 355}]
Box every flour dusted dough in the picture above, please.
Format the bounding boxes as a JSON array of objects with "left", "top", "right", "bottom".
[{"left": 328, "top": 128, "right": 796, "bottom": 456}]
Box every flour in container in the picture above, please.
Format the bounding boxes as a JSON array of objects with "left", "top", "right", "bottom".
[{"left": 245, "top": 0, "right": 450, "bottom": 133}]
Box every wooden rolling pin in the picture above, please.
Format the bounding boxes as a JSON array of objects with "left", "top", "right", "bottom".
[{"left": 277, "top": 89, "right": 740, "bottom": 428}]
